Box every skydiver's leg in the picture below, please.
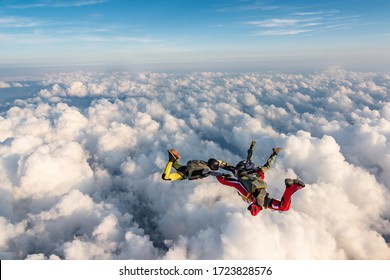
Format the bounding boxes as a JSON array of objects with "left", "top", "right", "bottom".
[
  {"left": 267, "top": 179, "right": 305, "bottom": 211},
  {"left": 162, "top": 161, "right": 184, "bottom": 181},
  {"left": 216, "top": 176, "right": 250, "bottom": 198},
  {"left": 162, "top": 148, "right": 184, "bottom": 181},
  {"left": 254, "top": 188, "right": 268, "bottom": 208},
  {"left": 172, "top": 160, "right": 183, "bottom": 170}
]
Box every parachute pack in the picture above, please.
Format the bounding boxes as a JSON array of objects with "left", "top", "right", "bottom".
[
  {"left": 186, "top": 160, "right": 211, "bottom": 180},
  {"left": 238, "top": 175, "right": 267, "bottom": 203}
]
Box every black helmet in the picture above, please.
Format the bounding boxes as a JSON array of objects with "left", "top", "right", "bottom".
[
  {"left": 207, "top": 158, "right": 220, "bottom": 171},
  {"left": 235, "top": 160, "right": 255, "bottom": 171}
]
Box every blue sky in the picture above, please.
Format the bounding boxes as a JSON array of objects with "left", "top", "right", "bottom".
[{"left": 0, "top": 0, "right": 389, "bottom": 71}]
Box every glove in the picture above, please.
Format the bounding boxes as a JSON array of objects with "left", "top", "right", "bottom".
[
  {"left": 218, "top": 161, "right": 230, "bottom": 167},
  {"left": 272, "top": 147, "right": 283, "bottom": 155},
  {"left": 247, "top": 199, "right": 262, "bottom": 216}
]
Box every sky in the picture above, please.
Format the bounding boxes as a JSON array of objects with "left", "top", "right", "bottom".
[
  {"left": 1, "top": 69, "right": 390, "bottom": 259},
  {"left": 1, "top": 0, "right": 390, "bottom": 72}
]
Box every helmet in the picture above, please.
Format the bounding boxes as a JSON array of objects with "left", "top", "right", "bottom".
[
  {"left": 235, "top": 160, "right": 255, "bottom": 171},
  {"left": 207, "top": 158, "right": 220, "bottom": 171},
  {"left": 236, "top": 162, "right": 245, "bottom": 170}
]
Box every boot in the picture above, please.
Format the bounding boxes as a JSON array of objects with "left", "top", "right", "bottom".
[
  {"left": 285, "top": 178, "right": 294, "bottom": 187},
  {"left": 168, "top": 149, "right": 181, "bottom": 162},
  {"left": 293, "top": 179, "right": 305, "bottom": 188},
  {"left": 285, "top": 178, "right": 305, "bottom": 188}
]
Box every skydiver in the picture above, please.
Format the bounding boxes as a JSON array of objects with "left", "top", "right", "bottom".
[
  {"left": 219, "top": 141, "right": 282, "bottom": 203},
  {"left": 162, "top": 148, "right": 228, "bottom": 181},
  {"left": 217, "top": 175, "right": 305, "bottom": 216},
  {"left": 217, "top": 140, "right": 305, "bottom": 216}
]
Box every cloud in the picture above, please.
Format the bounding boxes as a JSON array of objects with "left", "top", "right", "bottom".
[
  {"left": 254, "top": 29, "right": 311, "bottom": 36},
  {"left": 67, "top": 81, "right": 89, "bottom": 97},
  {"left": 0, "top": 16, "right": 42, "bottom": 28},
  {"left": 244, "top": 9, "right": 358, "bottom": 36},
  {"left": 7, "top": 0, "right": 107, "bottom": 9},
  {"left": 246, "top": 18, "right": 318, "bottom": 28},
  {"left": 53, "top": 0, "right": 107, "bottom": 8},
  {"left": 215, "top": 0, "right": 280, "bottom": 13},
  {"left": 0, "top": 81, "right": 11, "bottom": 88},
  {"left": 0, "top": 70, "right": 389, "bottom": 260}
]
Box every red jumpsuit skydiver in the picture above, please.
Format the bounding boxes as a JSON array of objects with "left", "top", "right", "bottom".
[
  {"left": 216, "top": 141, "right": 305, "bottom": 216},
  {"left": 216, "top": 174, "right": 305, "bottom": 213}
]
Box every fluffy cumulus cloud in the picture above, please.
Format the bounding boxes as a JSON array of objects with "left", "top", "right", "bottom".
[{"left": 0, "top": 69, "right": 389, "bottom": 260}]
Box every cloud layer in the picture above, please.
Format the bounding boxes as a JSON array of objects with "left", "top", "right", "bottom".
[{"left": 0, "top": 69, "right": 390, "bottom": 259}]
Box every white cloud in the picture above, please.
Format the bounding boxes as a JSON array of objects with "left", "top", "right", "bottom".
[
  {"left": 245, "top": 9, "right": 359, "bottom": 37},
  {"left": 67, "top": 81, "right": 88, "bottom": 97},
  {"left": 0, "top": 70, "right": 389, "bottom": 260},
  {"left": 0, "top": 16, "right": 41, "bottom": 28},
  {"left": 247, "top": 19, "right": 302, "bottom": 28},
  {"left": 255, "top": 29, "right": 311, "bottom": 36},
  {"left": 15, "top": 141, "right": 94, "bottom": 201},
  {"left": 0, "top": 81, "right": 11, "bottom": 88},
  {"left": 8, "top": 0, "right": 107, "bottom": 9}
]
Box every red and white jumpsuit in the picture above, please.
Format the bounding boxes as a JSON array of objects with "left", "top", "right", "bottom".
[{"left": 216, "top": 172, "right": 305, "bottom": 212}]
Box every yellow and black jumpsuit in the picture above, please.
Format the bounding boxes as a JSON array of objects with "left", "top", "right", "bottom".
[{"left": 162, "top": 158, "right": 226, "bottom": 181}]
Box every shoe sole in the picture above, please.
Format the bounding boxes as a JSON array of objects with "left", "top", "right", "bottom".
[
  {"left": 285, "top": 178, "right": 305, "bottom": 188},
  {"left": 168, "top": 149, "right": 181, "bottom": 160}
]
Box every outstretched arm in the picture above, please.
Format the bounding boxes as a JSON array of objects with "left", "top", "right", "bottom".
[
  {"left": 207, "top": 171, "right": 226, "bottom": 177},
  {"left": 247, "top": 140, "right": 256, "bottom": 161},
  {"left": 259, "top": 147, "right": 282, "bottom": 173},
  {"left": 217, "top": 160, "right": 236, "bottom": 174}
]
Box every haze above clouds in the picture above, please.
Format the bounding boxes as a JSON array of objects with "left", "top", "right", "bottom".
[{"left": 0, "top": 69, "right": 389, "bottom": 259}]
